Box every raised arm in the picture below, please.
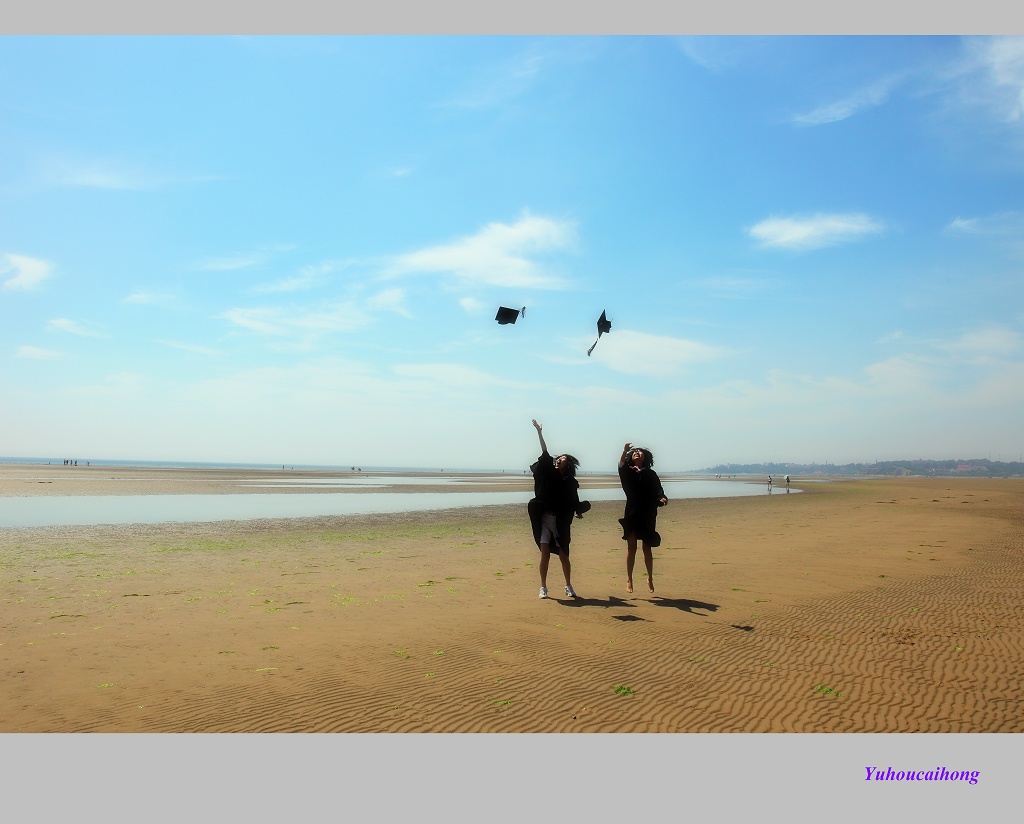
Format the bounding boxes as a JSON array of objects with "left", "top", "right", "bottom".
[
  {"left": 532, "top": 419, "right": 548, "bottom": 455},
  {"left": 619, "top": 442, "right": 632, "bottom": 468}
]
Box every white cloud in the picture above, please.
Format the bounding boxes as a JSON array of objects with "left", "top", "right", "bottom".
[
  {"left": 861, "top": 356, "right": 933, "bottom": 394},
  {"left": 673, "top": 36, "right": 764, "bottom": 72},
  {"left": 440, "top": 52, "right": 544, "bottom": 109},
  {"left": 939, "top": 327, "right": 1022, "bottom": 359},
  {"left": 55, "top": 165, "right": 155, "bottom": 190},
  {"left": 557, "top": 384, "right": 647, "bottom": 406},
  {"left": 387, "top": 211, "right": 576, "bottom": 289},
  {"left": 588, "top": 329, "right": 728, "bottom": 377},
  {"left": 748, "top": 213, "right": 885, "bottom": 251},
  {"left": 47, "top": 318, "right": 105, "bottom": 337},
  {"left": 458, "top": 296, "right": 486, "bottom": 314},
  {"left": 963, "top": 36, "right": 1024, "bottom": 123},
  {"left": 2, "top": 253, "right": 53, "bottom": 290},
  {"left": 946, "top": 211, "right": 1024, "bottom": 236},
  {"left": 16, "top": 345, "right": 64, "bottom": 360},
  {"left": 199, "top": 253, "right": 266, "bottom": 271},
  {"left": 254, "top": 262, "right": 334, "bottom": 294},
  {"left": 42, "top": 156, "right": 225, "bottom": 191},
  {"left": 367, "top": 288, "right": 411, "bottom": 317},
  {"left": 123, "top": 291, "right": 175, "bottom": 306},
  {"left": 155, "top": 340, "right": 223, "bottom": 357},
  {"left": 792, "top": 77, "right": 900, "bottom": 125},
  {"left": 290, "top": 303, "right": 369, "bottom": 332},
  {"left": 221, "top": 308, "right": 289, "bottom": 336},
  {"left": 196, "top": 244, "right": 296, "bottom": 273},
  {"left": 392, "top": 362, "right": 530, "bottom": 390},
  {"left": 947, "top": 217, "right": 980, "bottom": 233},
  {"left": 222, "top": 302, "right": 370, "bottom": 338},
  {"left": 696, "top": 275, "right": 776, "bottom": 299},
  {"left": 254, "top": 276, "right": 318, "bottom": 294}
]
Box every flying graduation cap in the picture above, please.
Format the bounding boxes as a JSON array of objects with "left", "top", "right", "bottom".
[
  {"left": 587, "top": 310, "right": 611, "bottom": 356},
  {"left": 495, "top": 306, "right": 526, "bottom": 325}
]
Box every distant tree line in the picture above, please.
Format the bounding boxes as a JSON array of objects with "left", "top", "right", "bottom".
[{"left": 693, "top": 459, "right": 1024, "bottom": 478}]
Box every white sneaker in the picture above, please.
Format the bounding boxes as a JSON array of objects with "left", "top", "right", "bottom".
[
  {"left": 565, "top": 585, "right": 577, "bottom": 599},
  {"left": 539, "top": 586, "right": 548, "bottom": 599}
]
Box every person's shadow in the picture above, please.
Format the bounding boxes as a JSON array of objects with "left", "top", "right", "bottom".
[
  {"left": 561, "top": 595, "right": 636, "bottom": 609},
  {"left": 646, "top": 596, "right": 719, "bottom": 616}
]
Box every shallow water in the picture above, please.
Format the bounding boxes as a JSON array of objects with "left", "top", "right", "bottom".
[{"left": 0, "top": 479, "right": 793, "bottom": 528}]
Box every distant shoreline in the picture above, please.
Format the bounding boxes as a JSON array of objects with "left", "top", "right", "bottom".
[{"left": 5, "top": 454, "right": 1020, "bottom": 478}]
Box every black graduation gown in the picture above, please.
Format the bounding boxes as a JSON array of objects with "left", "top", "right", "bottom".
[
  {"left": 618, "top": 464, "right": 667, "bottom": 547},
  {"left": 528, "top": 451, "right": 588, "bottom": 554}
]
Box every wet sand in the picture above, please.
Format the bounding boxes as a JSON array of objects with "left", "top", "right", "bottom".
[{"left": 1, "top": 469, "right": 1022, "bottom": 733}]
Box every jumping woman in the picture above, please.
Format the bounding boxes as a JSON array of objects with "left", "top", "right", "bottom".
[{"left": 618, "top": 442, "right": 668, "bottom": 594}]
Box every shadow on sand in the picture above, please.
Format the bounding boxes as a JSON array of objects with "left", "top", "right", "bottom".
[
  {"left": 647, "top": 596, "right": 719, "bottom": 615},
  {"left": 558, "top": 594, "right": 636, "bottom": 609},
  {"left": 557, "top": 595, "right": 719, "bottom": 618}
]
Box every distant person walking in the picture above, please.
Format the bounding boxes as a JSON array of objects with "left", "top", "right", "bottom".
[
  {"left": 785, "top": 474, "right": 791, "bottom": 492},
  {"left": 618, "top": 442, "right": 667, "bottom": 594},
  {"left": 528, "top": 420, "right": 590, "bottom": 600},
  {"left": 767, "top": 474, "right": 773, "bottom": 492}
]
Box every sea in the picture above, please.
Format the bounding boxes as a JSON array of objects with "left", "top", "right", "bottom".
[{"left": 0, "top": 456, "right": 794, "bottom": 529}]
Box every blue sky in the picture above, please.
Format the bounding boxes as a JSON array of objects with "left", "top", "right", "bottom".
[{"left": 2, "top": 35, "right": 1023, "bottom": 470}]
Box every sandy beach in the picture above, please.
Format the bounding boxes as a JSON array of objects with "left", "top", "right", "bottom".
[{"left": 1, "top": 466, "right": 1022, "bottom": 733}]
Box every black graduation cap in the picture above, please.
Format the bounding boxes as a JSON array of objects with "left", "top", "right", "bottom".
[
  {"left": 587, "top": 310, "right": 611, "bottom": 356},
  {"left": 495, "top": 306, "right": 526, "bottom": 325}
]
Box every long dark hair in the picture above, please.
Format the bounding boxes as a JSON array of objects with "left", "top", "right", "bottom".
[
  {"left": 631, "top": 447, "right": 654, "bottom": 468},
  {"left": 557, "top": 454, "right": 580, "bottom": 477}
]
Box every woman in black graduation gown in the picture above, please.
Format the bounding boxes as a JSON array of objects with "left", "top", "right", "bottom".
[
  {"left": 618, "top": 442, "right": 668, "bottom": 594},
  {"left": 528, "top": 419, "right": 590, "bottom": 600}
]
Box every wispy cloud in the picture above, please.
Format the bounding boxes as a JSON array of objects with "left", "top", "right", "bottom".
[
  {"left": 748, "top": 213, "right": 885, "bottom": 251},
  {"left": 367, "top": 288, "right": 411, "bottom": 317},
  {"left": 960, "top": 36, "right": 1024, "bottom": 124},
  {"left": 42, "top": 157, "right": 223, "bottom": 191},
  {"left": 392, "top": 362, "right": 530, "bottom": 390},
  {"left": 696, "top": 276, "right": 777, "bottom": 299},
  {"left": 198, "top": 253, "right": 267, "bottom": 272},
  {"left": 946, "top": 211, "right": 1024, "bottom": 236},
  {"left": 155, "top": 340, "right": 223, "bottom": 357},
  {"left": 674, "top": 36, "right": 764, "bottom": 72},
  {"left": 588, "top": 329, "right": 728, "bottom": 377},
  {"left": 439, "top": 52, "right": 544, "bottom": 109},
  {"left": 46, "top": 318, "right": 105, "bottom": 337},
  {"left": 792, "top": 77, "right": 901, "bottom": 126},
  {"left": 221, "top": 301, "right": 370, "bottom": 338},
  {"left": 253, "top": 276, "right": 317, "bottom": 294},
  {"left": 386, "top": 211, "right": 576, "bottom": 290},
  {"left": 123, "top": 291, "right": 175, "bottom": 306},
  {"left": 194, "top": 244, "right": 295, "bottom": 273},
  {"left": 2, "top": 253, "right": 53, "bottom": 291},
  {"left": 221, "top": 308, "right": 288, "bottom": 336},
  {"left": 946, "top": 211, "right": 1024, "bottom": 257},
  {"left": 15, "top": 345, "right": 64, "bottom": 360},
  {"left": 938, "top": 327, "right": 1023, "bottom": 361},
  {"left": 458, "top": 296, "right": 486, "bottom": 315},
  {"left": 254, "top": 262, "right": 334, "bottom": 294}
]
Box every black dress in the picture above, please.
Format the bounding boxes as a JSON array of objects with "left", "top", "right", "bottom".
[
  {"left": 528, "top": 450, "right": 589, "bottom": 554},
  {"left": 618, "top": 464, "right": 667, "bottom": 548}
]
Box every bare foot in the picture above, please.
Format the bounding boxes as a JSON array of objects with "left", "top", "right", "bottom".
[
  {"left": 626, "top": 581, "right": 634, "bottom": 593},
  {"left": 647, "top": 578, "right": 655, "bottom": 593}
]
